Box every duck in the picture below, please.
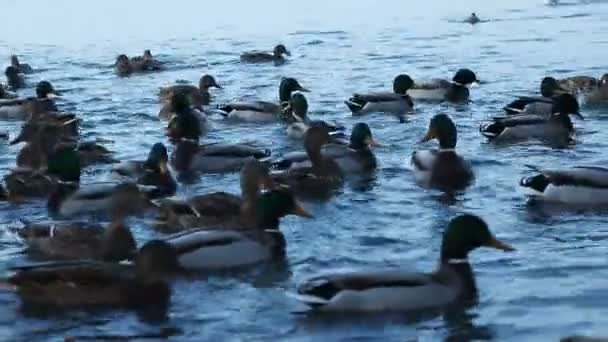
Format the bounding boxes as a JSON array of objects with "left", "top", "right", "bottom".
[
  {"left": 159, "top": 74, "right": 222, "bottom": 109},
  {"left": 408, "top": 69, "right": 479, "bottom": 103},
  {"left": 480, "top": 93, "right": 581, "bottom": 147},
  {"left": 163, "top": 188, "right": 312, "bottom": 270},
  {"left": 113, "top": 143, "right": 177, "bottom": 199},
  {"left": 240, "top": 44, "right": 291, "bottom": 65},
  {"left": 504, "top": 77, "right": 569, "bottom": 115},
  {"left": 520, "top": 165, "right": 608, "bottom": 205},
  {"left": 411, "top": 114, "right": 474, "bottom": 193},
  {"left": 154, "top": 159, "right": 275, "bottom": 232},
  {"left": 277, "top": 123, "right": 379, "bottom": 175},
  {"left": 285, "top": 93, "right": 344, "bottom": 140},
  {"left": 114, "top": 54, "right": 133, "bottom": 77},
  {"left": 5, "top": 66, "right": 25, "bottom": 90},
  {"left": 1, "top": 240, "right": 178, "bottom": 309},
  {"left": 465, "top": 12, "right": 481, "bottom": 24},
  {"left": 164, "top": 92, "right": 207, "bottom": 138},
  {"left": 14, "top": 124, "right": 63, "bottom": 170},
  {"left": 560, "top": 74, "right": 608, "bottom": 106},
  {"left": 272, "top": 127, "right": 343, "bottom": 199},
  {"left": 10, "top": 55, "right": 34, "bottom": 74},
  {"left": 16, "top": 218, "right": 136, "bottom": 262},
  {"left": 0, "top": 81, "right": 59, "bottom": 120},
  {"left": 217, "top": 78, "right": 309, "bottom": 122},
  {"left": 130, "top": 49, "right": 163, "bottom": 72},
  {"left": 344, "top": 74, "right": 414, "bottom": 122},
  {"left": 292, "top": 214, "right": 514, "bottom": 312}
]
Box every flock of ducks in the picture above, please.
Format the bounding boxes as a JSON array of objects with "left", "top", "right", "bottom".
[{"left": 0, "top": 43, "right": 608, "bottom": 332}]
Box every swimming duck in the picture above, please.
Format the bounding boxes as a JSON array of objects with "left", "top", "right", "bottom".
[
  {"left": 277, "top": 123, "right": 380, "bottom": 175},
  {"left": 292, "top": 214, "right": 514, "bottom": 312},
  {"left": 16, "top": 218, "right": 136, "bottom": 262},
  {"left": 159, "top": 75, "right": 222, "bottom": 109},
  {"left": 285, "top": 93, "right": 344, "bottom": 140},
  {"left": 345, "top": 74, "right": 414, "bottom": 121},
  {"left": 408, "top": 69, "right": 479, "bottom": 103},
  {"left": 217, "top": 78, "right": 309, "bottom": 122},
  {"left": 10, "top": 55, "right": 33, "bottom": 74},
  {"left": 520, "top": 165, "right": 608, "bottom": 205},
  {"left": 481, "top": 93, "right": 581, "bottom": 147},
  {"left": 0, "top": 81, "right": 59, "bottom": 120},
  {"left": 113, "top": 143, "right": 177, "bottom": 198},
  {"left": 163, "top": 188, "right": 311, "bottom": 270},
  {"left": 114, "top": 54, "right": 133, "bottom": 77},
  {"left": 411, "top": 114, "right": 474, "bottom": 193},
  {"left": 504, "top": 77, "right": 568, "bottom": 115},
  {"left": 240, "top": 44, "right": 291, "bottom": 65},
  {"left": 272, "top": 127, "right": 343, "bottom": 199},
  {"left": 560, "top": 74, "right": 608, "bottom": 105},
  {"left": 1, "top": 240, "right": 178, "bottom": 309},
  {"left": 130, "top": 49, "right": 163, "bottom": 71},
  {"left": 5, "top": 66, "right": 25, "bottom": 90},
  {"left": 165, "top": 92, "right": 207, "bottom": 138},
  {"left": 155, "top": 159, "right": 275, "bottom": 232},
  {"left": 465, "top": 12, "right": 481, "bottom": 24}
]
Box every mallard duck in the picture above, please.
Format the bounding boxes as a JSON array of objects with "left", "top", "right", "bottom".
[
  {"left": 285, "top": 93, "right": 344, "bottom": 140},
  {"left": 272, "top": 127, "right": 343, "bottom": 199},
  {"left": 159, "top": 75, "right": 221, "bottom": 109},
  {"left": 1, "top": 240, "right": 178, "bottom": 309},
  {"left": 16, "top": 218, "right": 136, "bottom": 262},
  {"left": 411, "top": 114, "right": 474, "bottom": 193},
  {"left": 520, "top": 165, "right": 608, "bottom": 205},
  {"left": 504, "top": 77, "right": 569, "bottom": 115},
  {"left": 292, "top": 214, "right": 514, "bottom": 312},
  {"left": 164, "top": 188, "right": 311, "bottom": 270},
  {"left": 217, "top": 78, "right": 309, "bottom": 122},
  {"left": 408, "top": 69, "right": 479, "bottom": 103},
  {"left": 559, "top": 74, "right": 608, "bottom": 105},
  {"left": 10, "top": 55, "right": 34, "bottom": 74},
  {"left": 465, "top": 12, "right": 481, "bottom": 24},
  {"left": 114, "top": 54, "right": 132, "bottom": 77},
  {"left": 0, "top": 81, "right": 59, "bottom": 120},
  {"left": 5, "top": 66, "right": 25, "bottom": 90},
  {"left": 240, "top": 44, "right": 291, "bottom": 65},
  {"left": 165, "top": 92, "right": 207, "bottom": 139},
  {"left": 155, "top": 159, "right": 275, "bottom": 232},
  {"left": 277, "top": 123, "right": 379, "bottom": 175},
  {"left": 480, "top": 93, "right": 581, "bottom": 146},
  {"left": 344, "top": 74, "right": 414, "bottom": 121},
  {"left": 114, "top": 143, "right": 177, "bottom": 198}
]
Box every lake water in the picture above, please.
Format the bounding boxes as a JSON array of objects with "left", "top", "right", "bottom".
[{"left": 1, "top": 0, "right": 608, "bottom": 341}]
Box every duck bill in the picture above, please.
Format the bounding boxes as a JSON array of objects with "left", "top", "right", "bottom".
[
  {"left": 285, "top": 50, "right": 292, "bottom": 56},
  {"left": 47, "top": 92, "right": 61, "bottom": 99},
  {"left": 486, "top": 237, "right": 515, "bottom": 251},
  {"left": 365, "top": 137, "right": 382, "bottom": 147},
  {"left": 291, "top": 202, "right": 313, "bottom": 218},
  {"left": 297, "top": 85, "right": 310, "bottom": 93},
  {"left": 213, "top": 84, "right": 222, "bottom": 89},
  {"left": 420, "top": 129, "right": 436, "bottom": 143}
]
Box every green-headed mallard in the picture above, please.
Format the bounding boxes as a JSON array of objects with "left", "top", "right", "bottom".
[
  {"left": 11, "top": 55, "right": 34, "bottom": 74},
  {"left": 164, "top": 188, "right": 311, "bottom": 270},
  {"left": 0, "top": 81, "right": 59, "bottom": 120},
  {"left": 408, "top": 69, "right": 479, "bottom": 103},
  {"left": 292, "top": 214, "right": 514, "bottom": 311},
  {"left": 1, "top": 240, "right": 178, "bottom": 308},
  {"left": 159, "top": 74, "right": 221, "bottom": 109},
  {"left": 240, "top": 44, "right": 291, "bottom": 65},
  {"left": 411, "top": 114, "right": 474, "bottom": 193},
  {"left": 344, "top": 74, "right": 415, "bottom": 121},
  {"left": 217, "top": 78, "right": 309, "bottom": 122},
  {"left": 286, "top": 93, "right": 344, "bottom": 140}
]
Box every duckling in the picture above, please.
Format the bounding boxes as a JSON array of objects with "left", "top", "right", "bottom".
[
  {"left": 481, "top": 93, "right": 581, "bottom": 147},
  {"left": 408, "top": 69, "right": 479, "bottom": 103},
  {"left": 164, "top": 188, "right": 311, "bottom": 270},
  {"left": 10, "top": 55, "right": 33, "bottom": 74},
  {"left": 130, "top": 49, "right": 163, "bottom": 72},
  {"left": 411, "top": 114, "right": 474, "bottom": 193},
  {"left": 217, "top": 78, "right": 309, "bottom": 122},
  {"left": 277, "top": 123, "right": 379, "bottom": 175},
  {"left": 1, "top": 240, "right": 178, "bottom": 309},
  {"left": 114, "top": 54, "right": 133, "bottom": 77},
  {"left": 293, "top": 214, "right": 514, "bottom": 312},
  {"left": 0, "top": 80, "right": 59, "bottom": 120},
  {"left": 520, "top": 165, "right": 608, "bottom": 205},
  {"left": 285, "top": 93, "right": 344, "bottom": 140},
  {"left": 155, "top": 159, "right": 274, "bottom": 232},
  {"left": 114, "top": 143, "right": 176, "bottom": 199},
  {"left": 504, "top": 77, "right": 568, "bottom": 115},
  {"left": 240, "top": 44, "right": 291, "bottom": 65},
  {"left": 165, "top": 92, "right": 207, "bottom": 138},
  {"left": 17, "top": 218, "right": 136, "bottom": 262},
  {"left": 273, "top": 127, "right": 343, "bottom": 199},
  {"left": 159, "top": 75, "right": 222, "bottom": 109},
  {"left": 5, "top": 66, "right": 25, "bottom": 90},
  {"left": 344, "top": 74, "right": 414, "bottom": 121}
]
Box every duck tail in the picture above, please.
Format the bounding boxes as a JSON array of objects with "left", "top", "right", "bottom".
[
  {"left": 344, "top": 100, "right": 362, "bottom": 114},
  {"left": 479, "top": 122, "right": 503, "bottom": 139}
]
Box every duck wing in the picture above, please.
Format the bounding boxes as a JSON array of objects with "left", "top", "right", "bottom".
[
  {"left": 412, "top": 79, "right": 451, "bottom": 90},
  {"left": 201, "top": 143, "right": 270, "bottom": 158},
  {"left": 535, "top": 166, "right": 608, "bottom": 188},
  {"left": 219, "top": 101, "right": 280, "bottom": 114},
  {"left": 272, "top": 151, "right": 309, "bottom": 170},
  {"left": 351, "top": 92, "right": 405, "bottom": 103},
  {"left": 188, "top": 192, "right": 242, "bottom": 218},
  {"left": 480, "top": 114, "right": 548, "bottom": 139},
  {"left": 504, "top": 96, "right": 553, "bottom": 114},
  {"left": 165, "top": 229, "right": 245, "bottom": 254}
]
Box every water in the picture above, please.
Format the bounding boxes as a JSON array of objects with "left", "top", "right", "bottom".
[{"left": 1, "top": 0, "right": 608, "bottom": 340}]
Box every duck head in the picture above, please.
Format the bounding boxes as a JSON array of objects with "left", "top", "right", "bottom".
[
  {"left": 5, "top": 66, "right": 21, "bottom": 89},
  {"left": 440, "top": 214, "right": 514, "bottom": 262},
  {"left": 144, "top": 143, "right": 169, "bottom": 174},
  {"left": 47, "top": 143, "right": 81, "bottom": 183},
  {"left": 115, "top": 54, "right": 132, "bottom": 75},
  {"left": 452, "top": 69, "right": 478, "bottom": 86},
  {"left": 143, "top": 50, "right": 153, "bottom": 60},
  {"left": 273, "top": 44, "right": 291, "bottom": 58},
  {"left": 10, "top": 55, "right": 20, "bottom": 68},
  {"left": 36, "top": 81, "right": 59, "bottom": 99},
  {"left": 304, "top": 126, "right": 332, "bottom": 162},
  {"left": 350, "top": 122, "right": 380, "bottom": 150},
  {"left": 421, "top": 114, "right": 458, "bottom": 149},
  {"left": 135, "top": 240, "right": 180, "bottom": 283},
  {"left": 540, "top": 77, "right": 567, "bottom": 97},
  {"left": 255, "top": 188, "right": 312, "bottom": 228},
  {"left": 287, "top": 92, "right": 309, "bottom": 122},
  {"left": 241, "top": 159, "right": 274, "bottom": 199},
  {"left": 393, "top": 74, "right": 414, "bottom": 94},
  {"left": 199, "top": 75, "right": 221, "bottom": 91},
  {"left": 279, "top": 77, "right": 309, "bottom": 103}
]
